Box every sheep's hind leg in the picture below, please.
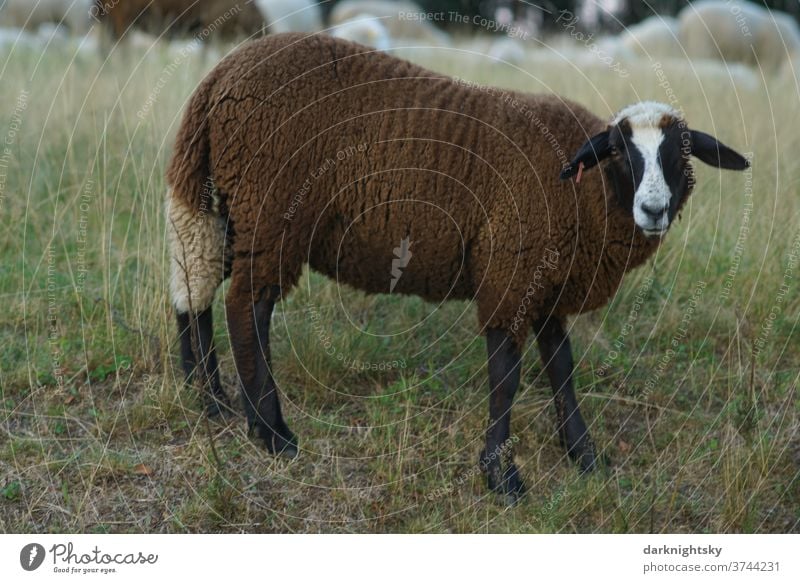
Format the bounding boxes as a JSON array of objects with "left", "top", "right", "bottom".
[
  {"left": 534, "top": 317, "right": 597, "bottom": 473},
  {"left": 176, "top": 308, "right": 230, "bottom": 417},
  {"left": 226, "top": 283, "right": 297, "bottom": 458},
  {"left": 480, "top": 328, "right": 525, "bottom": 504}
]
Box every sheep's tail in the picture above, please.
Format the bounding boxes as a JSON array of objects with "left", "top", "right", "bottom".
[
  {"left": 165, "top": 72, "right": 227, "bottom": 314},
  {"left": 166, "top": 71, "right": 218, "bottom": 212}
]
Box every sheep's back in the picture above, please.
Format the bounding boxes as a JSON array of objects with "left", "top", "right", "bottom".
[
  {"left": 203, "top": 34, "right": 546, "bottom": 296},
  {"left": 201, "top": 33, "right": 623, "bottom": 326}
]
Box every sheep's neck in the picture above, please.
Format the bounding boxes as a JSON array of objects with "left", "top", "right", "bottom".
[
  {"left": 566, "top": 165, "right": 661, "bottom": 314},
  {"left": 598, "top": 163, "right": 662, "bottom": 272}
]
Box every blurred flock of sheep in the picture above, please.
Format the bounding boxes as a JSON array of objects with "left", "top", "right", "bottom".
[{"left": 0, "top": 0, "right": 797, "bottom": 90}]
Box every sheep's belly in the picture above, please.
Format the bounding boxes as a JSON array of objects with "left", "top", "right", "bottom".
[{"left": 307, "top": 217, "right": 475, "bottom": 302}]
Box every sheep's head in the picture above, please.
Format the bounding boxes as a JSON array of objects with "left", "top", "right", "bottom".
[{"left": 560, "top": 101, "right": 749, "bottom": 238}]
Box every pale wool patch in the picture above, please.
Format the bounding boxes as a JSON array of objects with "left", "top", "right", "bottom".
[
  {"left": 612, "top": 101, "right": 679, "bottom": 128},
  {"left": 166, "top": 192, "right": 227, "bottom": 313}
]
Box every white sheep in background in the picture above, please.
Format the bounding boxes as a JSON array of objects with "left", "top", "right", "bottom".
[
  {"left": 329, "top": 15, "right": 392, "bottom": 51},
  {"left": 330, "top": 0, "right": 422, "bottom": 25},
  {"left": 678, "top": 0, "right": 800, "bottom": 71},
  {"left": 330, "top": 0, "right": 449, "bottom": 46},
  {"left": 771, "top": 12, "right": 800, "bottom": 69},
  {"left": 0, "top": 22, "right": 97, "bottom": 54},
  {"left": 697, "top": 59, "right": 760, "bottom": 90},
  {"left": 255, "top": 0, "right": 322, "bottom": 34},
  {"left": 446, "top": 35, "right": 531, "bottom": 68},
  {"left": 0, "top": 26, "right": 42, "bottom": 51},
  {"left": 509, "top": 45, "right": 760, "bottom": 94},
  {"left": 665, "top": 57, "right": 761, "bottom": 92},
  {"left": 779, "top": 50, "right": 800, "bottom": 84},
  {"left": 0, "top": 23, "right": 100, "bottom": 56},
  {"left": 486, "top": 37, "right": 527, "bottom": 64},
  {"left": 587, "top": 35, "right": 636, "bottom": 64},
  {"left": 0, "top": 0, "right": 92, "bottom": 34},
  {"left": 620, "top": 15, "right": 684, "bottom": 60}
]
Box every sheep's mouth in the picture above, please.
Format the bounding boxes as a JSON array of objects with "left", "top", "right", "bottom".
[{"left": 641, "top": 228, "right": 667, "bottom": 239}]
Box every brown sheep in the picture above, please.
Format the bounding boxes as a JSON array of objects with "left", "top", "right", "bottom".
[
  {"left": 166, "top": 33, "right": 749, "bottom": 501},
  {"left": 91, "top": 0, "right": 267, "bottom": 43}
]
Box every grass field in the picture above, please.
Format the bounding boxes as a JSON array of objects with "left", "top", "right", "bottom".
[{"left": 0, "top": 35, "right": 798, "bottom": 533}]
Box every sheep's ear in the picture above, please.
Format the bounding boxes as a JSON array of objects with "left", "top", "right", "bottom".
[
  {"left": 560, "top": 131, "right": 612, "bottom": 180},
  {"left": 690, "top": 130, "right": 750, "bottom": 170}
]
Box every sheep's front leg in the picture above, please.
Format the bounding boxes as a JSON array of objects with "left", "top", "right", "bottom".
[
  {"left": 226, "top": 283, "right": 297, "bottom": 458},
  {"left": 481, "top": 328, "right": 525, "bottom": 503},
  {"left": 534, "top": 317, "right": 597, "bottom": 473},
  {"left": 177, "top": 308, "right": 229, "bottom": 416}
]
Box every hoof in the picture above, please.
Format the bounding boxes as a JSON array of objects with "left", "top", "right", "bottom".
[
  {"left": 253, "top": 421, "right": 299, "bottom": 459},
  {"left": 273, "top": 436, "right": 299, "bottom": 460},
  {"left": 499, "top": 463, "right": 525, "bottom": 505},
  {"left": 558, "top": 423, "right": 599, "bottom": 474},
  {"left": 568, "top": 436, "right": 598, "bottom": 474},
  {"left": 485, "top": 462, "right": 526, "bottom": 505},
  {"left": 205, "top": 392, "right": 233, "bottom": 419}
]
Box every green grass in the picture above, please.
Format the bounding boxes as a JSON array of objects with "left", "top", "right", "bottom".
[{"left": 0, "top": 37, "right": 798, "bottom": 533}]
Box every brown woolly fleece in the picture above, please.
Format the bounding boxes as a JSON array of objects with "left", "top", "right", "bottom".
[
  {"left": 94, "top": 0, "right": 266, "bottom": 41},
  {"left": 166, "top": 33, "right": 663, "bottom": 345}
]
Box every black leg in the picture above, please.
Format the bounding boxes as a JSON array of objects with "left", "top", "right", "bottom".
[
  {"left": 481, "top": 327, "right": 524, "bottom": 503},
  {"left": 176, "top": 308, "right": 229, "bottom": 416},
  {"left": 534, "top": 316, "right": 597, "bottom": 473},
  {"left": 177, "top": 311, "right": 196, "bottom": 382},
  {"left": 226, "top": 283, "right": 297, "bottom": 457}
]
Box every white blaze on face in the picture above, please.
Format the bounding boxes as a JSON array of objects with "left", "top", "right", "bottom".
[
  {"left": 630, "top": 126, "right": 670, "bottom": 236},
  {"left": 613, "top": 101, "right": 680, "bottom": 238}
]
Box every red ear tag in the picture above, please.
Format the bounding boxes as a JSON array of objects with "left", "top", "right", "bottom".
[{"left": 575, "top": 162, "right": 585, "bottom": 184}]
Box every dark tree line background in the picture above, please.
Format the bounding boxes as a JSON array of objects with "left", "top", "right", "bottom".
[{"left": 320, "top": 1, "right": 800, "bottom": 31}]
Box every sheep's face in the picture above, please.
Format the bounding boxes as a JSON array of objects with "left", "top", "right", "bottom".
[
  {"left": 560, "top": 101, "right": 749, "bottom": 238},
  {"left": 609, "top": 106, "right": 691, "bottom": 238}
]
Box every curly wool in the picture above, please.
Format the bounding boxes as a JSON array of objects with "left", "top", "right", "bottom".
[
  {"left": 166, "top": 33, "right": 661, "bottom": 345},
  {"left": 166, "top": 191, "right": 231, "bottom": 314}
]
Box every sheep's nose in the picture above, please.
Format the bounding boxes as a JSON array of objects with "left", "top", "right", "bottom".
[{"left": 641, "top": 204, "right": 668, "bottom": 221}]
